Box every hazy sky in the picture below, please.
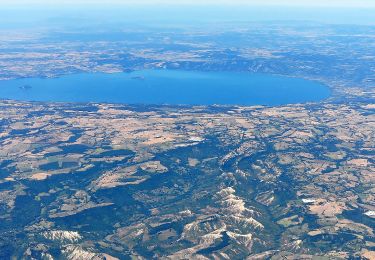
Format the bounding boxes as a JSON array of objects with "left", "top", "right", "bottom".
[{"left": 2, "top": 0, "right": 375, "bottom": 7}]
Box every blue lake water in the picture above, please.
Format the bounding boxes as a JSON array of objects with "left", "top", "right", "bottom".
[{"left": 0, "top": 70, "right": 330, "bottom": 105}]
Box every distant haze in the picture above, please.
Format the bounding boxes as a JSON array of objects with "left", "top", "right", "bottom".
[
  {"left": 1, "top": 0, "right": 375, "bottom": 27},
  {"left": 2, "top": 0, "right": 375, "bottom": 7}
]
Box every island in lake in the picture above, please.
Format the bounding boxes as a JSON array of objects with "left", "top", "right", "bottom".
[{"left": 19, "top": 84, "right": 32, "bottom": 90}]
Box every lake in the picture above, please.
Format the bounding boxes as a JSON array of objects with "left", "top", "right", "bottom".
[{"left": 0, "top": 70, "right": 330, "bottom": 105}]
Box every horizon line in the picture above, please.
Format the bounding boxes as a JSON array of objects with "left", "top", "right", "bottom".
[{"left": 2, "top": 0, "right": 375, "bottom": 8}]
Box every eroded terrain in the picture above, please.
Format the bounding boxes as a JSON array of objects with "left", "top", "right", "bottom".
[{"left": 0, "top": 100, "right": 374, "bottom": 259}]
